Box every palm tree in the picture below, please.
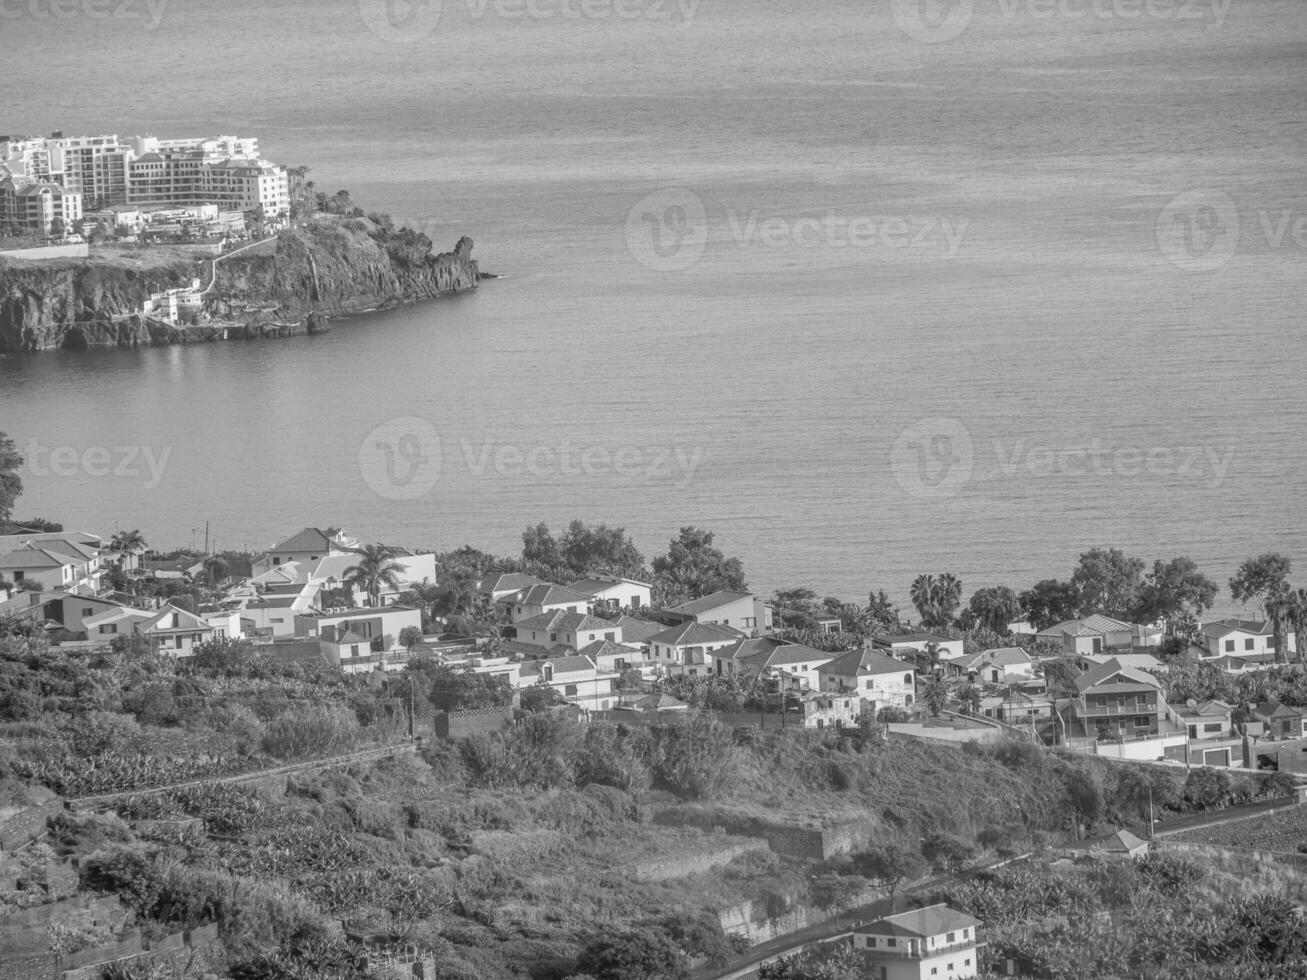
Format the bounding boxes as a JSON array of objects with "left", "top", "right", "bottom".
[
  {"left": 910, "top": 574, "right": 938, "bottom": 625},
  {"left": 1266, "top": 589, "right": 1292, "bottom": 665},
  {"left": 936, "top": 573, "right": 963, "bottom": 624},
  {"left": 343, "top": 544, "right": 404, "bottom": 607},
  {"left": 1286, "top": 588, "right": 1307, "bottom": 665},
  {"left": 108, "top": 530, "right": 147, "bottom": 576}
]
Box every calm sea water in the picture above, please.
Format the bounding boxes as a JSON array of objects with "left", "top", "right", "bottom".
[{"left": 1, "top": 0, "right": 1304, "bottom": 613}]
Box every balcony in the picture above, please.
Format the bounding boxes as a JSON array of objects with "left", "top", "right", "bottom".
[{"left": 866, "top": 933, "right": 983, "bottom": 960}]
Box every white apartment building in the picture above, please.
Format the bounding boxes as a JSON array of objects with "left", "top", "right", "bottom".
[{"left": 0, "top": 132, "right": 288, "bottom": 217}]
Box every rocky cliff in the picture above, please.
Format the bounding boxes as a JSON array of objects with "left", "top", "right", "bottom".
[{"left": 0, "top": 218, "right": 479, "bottom": 353}]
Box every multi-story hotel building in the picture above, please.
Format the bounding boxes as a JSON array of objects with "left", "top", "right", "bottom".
[{"left": 0, "top": 132, "right": 289, "bottom": 219}]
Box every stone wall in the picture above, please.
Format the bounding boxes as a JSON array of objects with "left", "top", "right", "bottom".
[
  {"left": 630, "top": 838, "right": 769, "bottom": 882},
  {"left": 653, "top": 809, "right": 873, "bottom": 860},
  {"left": 433, "top": 707, "right": 514, "bottom": 740}
]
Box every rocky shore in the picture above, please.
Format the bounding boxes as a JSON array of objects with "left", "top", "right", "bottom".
[{"left": 0, "top": 217, "right": 480, "bottom": 353}]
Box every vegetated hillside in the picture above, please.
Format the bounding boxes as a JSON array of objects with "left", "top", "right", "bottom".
[
  {"left": 207, "top": 217, "right": 478, "bottom": 319},
  {"left": 0, "top": 628, "right": 1297, "bottom": 980}
]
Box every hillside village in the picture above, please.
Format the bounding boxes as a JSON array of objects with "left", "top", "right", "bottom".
[{"left": 3, "top": 523, "right": 1307, "bottom": 775}]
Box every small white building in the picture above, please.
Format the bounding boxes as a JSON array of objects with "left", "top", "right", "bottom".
[
  {"left": 569, "top": 576, "right": 653, "bottom": 613},
  {"left": 853, "top": 904, "right": 982, "bottom": 980},
  {"left": 818, "top": 648, "right": 917, "bottom": 709},
  {"left": 874, "top": 632, "right": 965, "bottom": 661}
]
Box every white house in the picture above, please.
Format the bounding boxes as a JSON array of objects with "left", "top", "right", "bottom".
[
  {"left": 952, "top": 646, "right": 1035, "bottom": 685},
  {"left": 1037, "top": 614, "right": 1162, "bottom": 656},
  {"left": 874, "top": 632, "right": 965, "bottom": 661},
  {"left": 296, "top": 606, "right": 423, "bottom": 651},
  {"left": 0, "top": 539, "right": 104, "bottom": 594},
  {"left": 662, "top": 590, "right": 772, "bottom": 634},
  {"left": 648, "top": 621, "right": 744, "bottom": 678},
  {"left": 511, "top": 610, "right": 623, "bottom": 652},
  {"left": 303, "top": 551, "right": 437, "bottom": 606},
  {"left": 252, "top": 527, "right": 359, "bottom": 575},
  {"left": 731, "top": 641, "right": 834, "bottom": 692},
  {"left": 479, "top": 572, "right": 547, "bottom": 603},
  {"left": 518, "top": 654, "right": 619, "bottom": 711},
  {"left": 818, "top": 647, "right": 916, "bottom": 709},
  {"left": 136, "top": 603, "right": 215, "bottom": 658},
  {"left": 501, "top": 583, "right": 594, "bottom": 623},
  {"left": 1200, "top": 619, "right": 1296, "bottom": 663},
  {"left": 569, "top": 576, "right": 653, "bottom": 613},
  {"left": 853, "top": 904, "right": 981, "bottom": 980}
]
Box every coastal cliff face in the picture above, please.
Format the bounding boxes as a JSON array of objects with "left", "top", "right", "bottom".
[{"left": 0, "top": 219, "right": 479, "bottom": 353}]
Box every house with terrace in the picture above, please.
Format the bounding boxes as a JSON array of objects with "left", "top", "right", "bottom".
[
  {"left": 574, "top": 638, "right": 647, "bottom": 674},
  {"left": 1055, "top": 657, "right": 1187, "bottom": 759},
  {"left": 647, "top": 621, "right": 744, "bottom": 678},
  {"left": 661, "top": 590, "right": 772, "bottom": 634},
  {"left": 873, "top": 631, "right": 965, "bottom": 662},
  {"left": 478, "top": 572, "right": 547, "bottom": 604},
  {"left": 852, "top": 903, "right": 982, "bottom": 980},
  {"left": 818, "top": 648, "right": 916, "bottom": 709},
  {"left": 295, "top": 606, "right": 423, "bottom": 657}
]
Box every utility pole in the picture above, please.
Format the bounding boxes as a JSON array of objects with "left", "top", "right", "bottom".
[{"left": 1148, "top": 785, "right": 1155, "bottom": 839}]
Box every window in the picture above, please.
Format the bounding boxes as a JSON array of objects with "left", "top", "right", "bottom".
[
  {"left": 965, "top": 958, "right": 971, "bottom": 966},
  {"left": 174, "top": 636, "right": 183, "bottom": 649},
  {"left": 1225, "top": 639, "right": 1235, "bottom": 652},
  {"left": 887, "top": 938, "right": 896, "bottom": 947},
  {"left": 1246, "top": 637, "right": 1256, "bottom": 650},
  {"left": 605, "top": 632, "right": 615, "bottom": 641},
  {"left": 82, "top": 607, "right": 93, "bottom": 616},
  {"left": 1134, "top": 715, "right": 1149, "bottom": 728},
  {"left": 1204, "top": 722, "right": 1223, "bottom": 733},
  {"left": 743, "top": 617, "right": 756, "bottom": 628},
  {"left": 947, "top": 932, "right": 955, "bottom": 942},
  {"left": 931, "top": 970, "right": 937, "bottom": 976},
  {"left": 865, "top": 679, "right": 874, "bottom": 690},
  {"left": 564, "top": 684, "right": 577, "bottom": 696}
]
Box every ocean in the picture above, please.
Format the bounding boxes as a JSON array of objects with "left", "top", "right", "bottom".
[{"left": 1, "top": 0, "right": 1305, "bottom": 613}]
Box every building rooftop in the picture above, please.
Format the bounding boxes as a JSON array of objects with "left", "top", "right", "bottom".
[
  {"left": 856, "top": 903, "right": 980, "bottom": 940},
  {"left": 664, "top": 590, "right": 754, "bottom": 617},
  {"left": 648, "top": 620, "right": 744, "bottom": 646}
]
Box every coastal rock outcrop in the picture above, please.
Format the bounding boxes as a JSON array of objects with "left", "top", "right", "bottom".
[{"left": 0, "top": 218, "right": 479, "bottom": 353}]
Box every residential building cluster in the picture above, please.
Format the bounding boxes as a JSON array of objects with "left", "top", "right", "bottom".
[
  {"left": 0, "top": 131, "right": 289, "bottom": 236},
  {"left": 0, "top": 526, "right": 1303, "bottom": 764}
]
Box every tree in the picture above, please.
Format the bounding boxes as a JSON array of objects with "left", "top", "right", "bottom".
[
  {"left": 920, "top": 832, "right": 974, "bottom": 873},
  {"left": 343, "top": 544, "right": 404, "bottom": 606},
  {"left": 920, "top": 675, "right": 949, "bottom": 716},
  {"left": 108, "top": 530, "right": 147, "bottom": 567},
  {"left": 200, "top": 555, "right": 229, "bottom": 586},
  {"left": 865, "top": 590, "right": 900, "bottom": 631},
  {"left": 559, "top": 520, "right": 645, "bottom": 578},
  {"left": 1039, "top": 657, "right": 1081, "bottom": 695},
  {"left": 1070, "top": 547, "right": 1144, "bottom": 620},
  {"left": 1265, "top": 591, "right": 1294, "bottom": 666},
  {"left": 416, "top": 664, "right": 515, "bottom": 711},
  {"left": 651, "top": 527, "right": 747, "bottom": 603},
  {"left": 573, "top": 926, "right": 688, "bottom": 980},
  {"left": 519, "top": 680, "right": 565, "bottom": 714},
  {"left": 0, "top": 433, "right": 23, "bottom": 525},
  {"left": 956, "top": 681, "right": 982, "bottom": 715},
  {"left": 850, "top": 843, "right": 927, "bottom": 911},
  {"left": 191, "top": 636, "right": 254, "bottom": 672},
  {"left": 1230, "top": 553, "right": 1292, "bottom": 616},
  {"left": 909, "top": 573, "right": 962, "bottom": 629},
  {"left": 968, "top": 586, "right": 1022, "bottom": 634},
  {"left": 398, "top": 626, "right": 423, "bottom": 653},
  {"left": 1018, "top": 579, "right": 1080, "bottom": 631},
  {"left": 522, "top": 522, "right": 562, "bottom": 567},
  {"left": 1132, "top": 557, "right": 1218, "bottom": 627}
]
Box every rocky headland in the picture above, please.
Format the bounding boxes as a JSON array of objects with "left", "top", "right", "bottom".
[{"left": 0, "top": 216, "right": 481, "bottom": 353}]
